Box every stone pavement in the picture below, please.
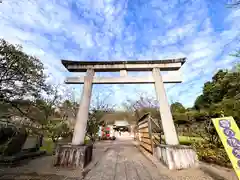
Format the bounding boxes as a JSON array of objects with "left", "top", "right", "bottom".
[
  {"left": 0, "top": 172, "right": 78, "bottom": 180},
  {"left": 84, "top": 138, "right": 223, "bottom": 180},
  {"left": 0, "top": 141, "right": 112, "bottom": 180},
  {"left": 0, "top": 138, "right": 238, "bottom": 180},
  {"left": 85, "top": 139, "right": 171, "bottom": 180}
]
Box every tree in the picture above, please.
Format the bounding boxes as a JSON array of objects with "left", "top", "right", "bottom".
[
  {"left": 91, "top": 87, "right": 116, "bottom": 111},
  {"left": 190, "top": 63, "right": 240, "bottom": 147},
  {"left": 201, "top": 70, "right": 229, "bottom": 105},
  {"left": 209, "top": 98, "right": 240, "bottom": 124},
  {"left": 123, "top": 94, "right": 160, "bottom": 121},
  {"left": 193, "top": 118, "right": 222, "bottom": 148},
  {"left": 46, "top": 120, "right": 71, "bottom": 143},
  {"left": 231, "top": 50, "right": 240, "bottom": 58},
  {"left": 85, "top": 89, "right": 115, "bottom": 142},
  {"left": 193, "top": 66, "right": 240, "bottom": 112},
  {"left": 170, "top": 102, "right": 193, "bottom": 135},
  {"left": 0, "top": 38, "right": 51, "bottom": 128},
  {"left": 232, "top": 62, "right": 240, "bottom": 72},
  {"left": 86, "top": 110, "right": 105, "bottom": 142},
  {"left": 194, "top": 95, "right": 209, "bottom": 110},
  {"left": 0, "top": 101, "right": 11, "bottom": 119},
  {"left": 227, "top": 0, "right": 240, "bottom": 8},
  {"left": 0, "top": 39, "right": 49, "bottom": 104},
  {"left": 193, "top": 110, "right": 209, "bottom": 122},
  {"left": 16, "top": 85, "right": 62, "bottom": 130},
  {"left": 171, "top": 102, "right": 186, "bottom": 113},
  {"left": 58, "top": 100, "right": 79, "bottom": 129},
  {"left": 3, "top": 84, "right": 69, "bottom": 141}
]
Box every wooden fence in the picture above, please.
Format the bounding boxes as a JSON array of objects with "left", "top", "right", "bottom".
[{"left": 135, "top": 113, "right": 164, "bottom": 154}]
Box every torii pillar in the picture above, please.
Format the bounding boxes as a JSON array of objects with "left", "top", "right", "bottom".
[
  {"left": 72, "top": 69, "right": 94, "bottom": 145},
  {"left": 54, "top": 69, "right": 95, "bottom": 169},
  {"left": 152, "top": 68, "right": 179, "bottom": 145}
]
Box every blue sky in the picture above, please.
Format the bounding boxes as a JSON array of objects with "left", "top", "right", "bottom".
[{"left": 0, "top": 0, "right": 239, "bottom": 109}]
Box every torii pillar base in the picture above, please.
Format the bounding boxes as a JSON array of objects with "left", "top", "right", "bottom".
[
  {"left": 154, "top": 144, "right": 198, "bottom": 170},
  {"left": 53, "top": 143, "right": 93, "bottom": 169},
  {"left": 54, "top": 69, "right": 94, "bottom": 169}
]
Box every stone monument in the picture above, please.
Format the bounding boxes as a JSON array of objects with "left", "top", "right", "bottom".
[{"left": 0, "top": 124, "right": 45, "bottom": 166}]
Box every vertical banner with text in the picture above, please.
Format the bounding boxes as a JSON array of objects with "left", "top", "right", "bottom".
[{"left": 212, "top": 116, "right": 240, "bottom": 179}]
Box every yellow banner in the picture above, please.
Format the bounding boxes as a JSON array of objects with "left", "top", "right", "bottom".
[{"left": 212, "top": 116, "right": 240, "bottom": 179}]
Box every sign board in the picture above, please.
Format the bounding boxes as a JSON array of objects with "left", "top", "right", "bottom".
[{"left": 212, "top": 116, "right": 240, "bottom": 179}]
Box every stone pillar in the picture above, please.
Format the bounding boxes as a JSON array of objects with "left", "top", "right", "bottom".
[
  {"left": 152, "top": 68, "right": 179, "bottom": 145},
  {"left": 72, "top": 69, "right": 94, "bottom": 145}
]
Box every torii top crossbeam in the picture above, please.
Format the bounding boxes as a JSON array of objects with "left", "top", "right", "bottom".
[{"left": 61, "top": 58, "right": 186, "bottom": 72}]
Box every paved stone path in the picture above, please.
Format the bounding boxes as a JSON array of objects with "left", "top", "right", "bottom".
[
  {"left": 0, "top": 172, "right": 78, "bottom": 180},
  {"left": 0, "top": 141, "right": 113, "bottom": 180},
  {"left": 84, "top": 138, "right": 237, "bottom": 180},
  {"left": 85, "top": 139, "right": 171, "bottom": 180},
  {"left": 0, "top": 137, "right": 237, "bottom": 180}
]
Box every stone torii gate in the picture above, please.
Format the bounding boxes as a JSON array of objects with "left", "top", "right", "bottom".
[{"left": 54, "top": 58, "right": 198, "bottom": 170}]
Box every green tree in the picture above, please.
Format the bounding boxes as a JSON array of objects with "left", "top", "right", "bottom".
[
  {"left": 46, "top": 120, "right": 71, "bottom": 143},
  {"left": 202, "top": 70, "right": 228, "bottom": 104},
  {"left": 194, "top": 66, "right": 240, "bottom": 111},
  {"left": 171, "top": 102, "right": 186, "bottom": 113},
  {"left": 0, "top": 39, "right": 50, "bottom": 123},
  {"left": 86, "top": 110, "right": 105, "bottom": 142},
  {"left": 191, "top": 63, "right": 240, "bottom": 145},
  {"left": 194, "top": 95, "right": 209, "bottom": 110},
  {"left": 210, "top": 98, "right": 240, "bottom": 123},
  {"left": 0, "top": 39, "right": 49, "bottom": 103}
]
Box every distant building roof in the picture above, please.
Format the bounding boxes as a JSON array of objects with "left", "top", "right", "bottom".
[{"left": 114, "top": 120, "right": 129, "bottom": 126}]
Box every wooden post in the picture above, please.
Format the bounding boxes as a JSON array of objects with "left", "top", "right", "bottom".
[{"left": 148, "top": 115, "right": 154, "bottom": 154}]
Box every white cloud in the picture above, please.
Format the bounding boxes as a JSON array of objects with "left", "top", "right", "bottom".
[
  {"left": 189, "top": 49, "right": 214, "bottom": 60},
  {"left": 166, "top": 22, "right": 198, "bottom": 40},
  {"left": 0, "top": 0, "right": 239, "bottom": 108},
  {"left": 225, "top": 9, "right": 240, "bottom": 22}
]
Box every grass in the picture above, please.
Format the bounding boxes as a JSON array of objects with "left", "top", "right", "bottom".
[
  {"left": 178, "top": 136, "right": 204, "bottom": 145},
  {"left": 40, "top": 135, "right": 203, "bottom": 154},
  {"left": 160, "top": 135, "right": 204, "bottom": 145},
  {"left": 40, "top": 136, "right": 91, "bottom": 155},
  {"left": 40, "top": 138, "right": 54, "bottom": 154}
]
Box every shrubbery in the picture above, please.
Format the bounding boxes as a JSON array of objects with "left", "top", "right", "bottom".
[{"left": 192, "top": 141, "right": 231, "bottom": 167}]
